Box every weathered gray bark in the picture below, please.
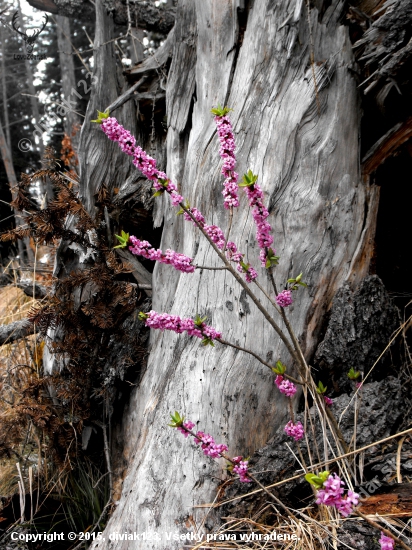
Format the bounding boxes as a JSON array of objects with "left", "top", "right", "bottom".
[
  {"left": 89, "top": 1, "right": 376, "bottom": 548},
  {"left": 0, "top": 318, "right": 34, "bottom": 345}
]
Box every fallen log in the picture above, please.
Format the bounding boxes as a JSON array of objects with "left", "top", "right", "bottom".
[{"left": 0, "top": 319, "right": 35, "bottom": 346}]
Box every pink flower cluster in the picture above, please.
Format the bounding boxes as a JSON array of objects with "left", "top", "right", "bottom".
[
  {"left": 225, "top": 241, "right": 257, "bottom": 282},
  {"left": 129, "top": 237, "right": 195, "bottom": 273},
  {"left": 324, "top": 396, "right": 333, "bottom": 407},
  {"left": 275, "top": 375, "right": 297, "bottom": 397},
  {"left": 100, "top": 117, "right": 183, "bottom": 206},
  {"left": 177, "top": 420, "right": 195, "bottom": 438},
  {"left": 214, "top": 115, "right": 239, "bottom": 209},
  {"left": 194, "top": 431, "right": 228, "bottom": 458},
  {"left": 101, "top": 117, "right": 136, "bottom": 156},
  {"left": 379, "top": 533, "right": 395, "bottom": 550},
  {"left": 284, "top": 420, "right": 304, "bottom": 441},
  {"left": 183, "top": 209, "right": 258, "bottom": 283},
  {"left": 243, "top": 183, "right": 274, "bottom": 262},
  {"left": 276, "top": 290, "right": 293, "bottom": 308},
  {"left": 143, "top": 311, "right": 222, "bottom": 341},
  {"left": 232, "top": 457, "right": 252, "bottom": 483},
  {"left": 316, "top": 474, "right": 359, "bottom": 517},
  {"left": 177, "top": 422, "right": 251, "bottom": 483}
]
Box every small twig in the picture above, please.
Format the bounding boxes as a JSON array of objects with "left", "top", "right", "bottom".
[
  {"left": 195, "top": 265, "right": 229, "bottom": 271},
  {"left": 396, "top": 436, "right": 406, "bottom": 484},
  {"left": 223, "top": 206, "right": 233, "bottom": 253},
  {"left": 105, "top": 75, "right": 148, "bottom": 113},
  {"left": 253, "top": 278, "right": 282, "bottom": 315},
  {"left": 216, "top": 337, "right": 303, "bottom": 385}
]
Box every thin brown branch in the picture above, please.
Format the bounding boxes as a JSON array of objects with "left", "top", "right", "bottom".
[{"left": 216, "top": 337, "right": 303, "bottom": 385}]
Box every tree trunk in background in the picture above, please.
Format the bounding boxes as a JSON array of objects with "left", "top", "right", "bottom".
[
  {"left": 86, "top": 0, "right": 377, "bottom": 548},
  {"left": 0, "top": 24, "right": 11, "bottom": 149},
  {"left": 0, "top": 118, "right": 31, "bottom": 263},
  {"left": 55, "top": 15, "right": 81, "bottom": 150},
  {"left": 16, "top": 0, "right": 45, "bottom": 159}
]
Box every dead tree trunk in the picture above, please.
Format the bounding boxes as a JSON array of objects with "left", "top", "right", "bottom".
[
  {"left": 55, "top": 15, "right": 81, "bottom": 149},
  {"left": 0, "top": 117, "right": 32, "bottom": 263},
  {"left": 85, "top": 0, "right": 375, "bottom": 547}
]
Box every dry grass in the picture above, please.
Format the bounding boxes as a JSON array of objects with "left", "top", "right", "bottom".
[{"left": 0, "top": 284, "right": 42, "bottom": 502}]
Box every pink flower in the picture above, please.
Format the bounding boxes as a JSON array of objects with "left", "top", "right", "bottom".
[
  {"left": 316, "top": 473, "right": 344, "bottom": 507},
  {"left": 177, "top": 420, "right": 195, "bottom": 438},
  {"left": 243, "top": 183, "right": 274, "bottom": 253},
  {"left": 276, "top": 290, "right": 293, "bottom": 308},
  {"left": 379, "top": 533, "right": 395, "bottom": 550},
  {"left": 203, "top": 224, "right": 226, "bottom": 250},
  {"left": 194, "top": 431, "right": 228, "bottom": 459},
  {"left": 233, "top": 460, "right": 252, "bottom": 483},
  {"left": 143, "top": 311, "right": 221, "bottom": 341},
  {"left": 183, "top": 207, "right": 205, "bottom": 225},
  {"left": 324, "top": 396, "right": 333, "bottom": 407},
  {"left": 171, "top": 193, "right": 184, "bottom": 206},
  {"left": 129, "top": 237, "right": 195, "bottom": 273},
  {"left": 101, "top": 117, "right": 136, "bottom": 156},
  {"left": 214, "top": 115, "right": 239, "bottom": 209},
  {"left": 316, "top": 474, "right": 359, "bottom": 517},
  {"left": 275, "top": 375, "right": 297, "bottom": 397},
  {"left": 284, "top": 420, "right": 304, "bottom": 441},
  {"left": 337, "top": 490, "right": 359, "bottom": 517}
]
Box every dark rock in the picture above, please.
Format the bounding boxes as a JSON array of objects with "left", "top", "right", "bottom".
[{"left": 315, "top": 275, "right": 400, "bottom": 392}]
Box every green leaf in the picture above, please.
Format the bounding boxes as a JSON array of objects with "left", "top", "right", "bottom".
[
  {"left": 265, "top": 259, "right": 271, "bottom": 269},
  {"left": 168, "top": 411, "right": 184, "bottom": 428},
  {"left": 348, "top": 367, "right": 361, "bottom": 380},
  {"left": 176, "top": 207, "right": 184, "bottom": 216},
  {"left": 138, "top": 312, "right": 149, "bottom": 321},
  {"left": 201, "top": 337, "right": 215, "bottom": 347},
  {"left": 240, "top": 170, "right": 258, "bottom": 187},
  {"left": 152, "top": 190, "right": 164, "bottom": 197},
  {"left": 113, "top": 230, "right": 130, "bottom": 249},
  {"left": 305, "top": 471, "right": 330, "bottom": 489},
  {"left": 272, "top": 360, "right": 286, "bottom": 375},
  {"left": 194, "top": 314, "right": 207, "bottom": 327},
  {"left": 316, "top": 381, "right": 327, "bottom": 394},
  {"left": 211, "top": 104, "right": 232, "bottom": 117},
  {"left": 91, "top": 109, "right": 110, "bottom": 124}
]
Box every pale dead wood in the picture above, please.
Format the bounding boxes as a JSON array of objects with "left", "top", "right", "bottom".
[{"left": 0, "top": 319, "right": 34, "bottom": 346}]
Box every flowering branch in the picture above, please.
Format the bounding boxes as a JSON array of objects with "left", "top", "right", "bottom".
[
  {"left": 138, "top": 311, "right": 221, "bottom": 346},
  {"left": 212, "top": 105, "right": 239, "bottom": 209},
  {"left": 128, "top": 237, "right": 196, "bottom": 273},
  {"left": 169, "top": 412, "right": 251, "bottom": 482}
]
